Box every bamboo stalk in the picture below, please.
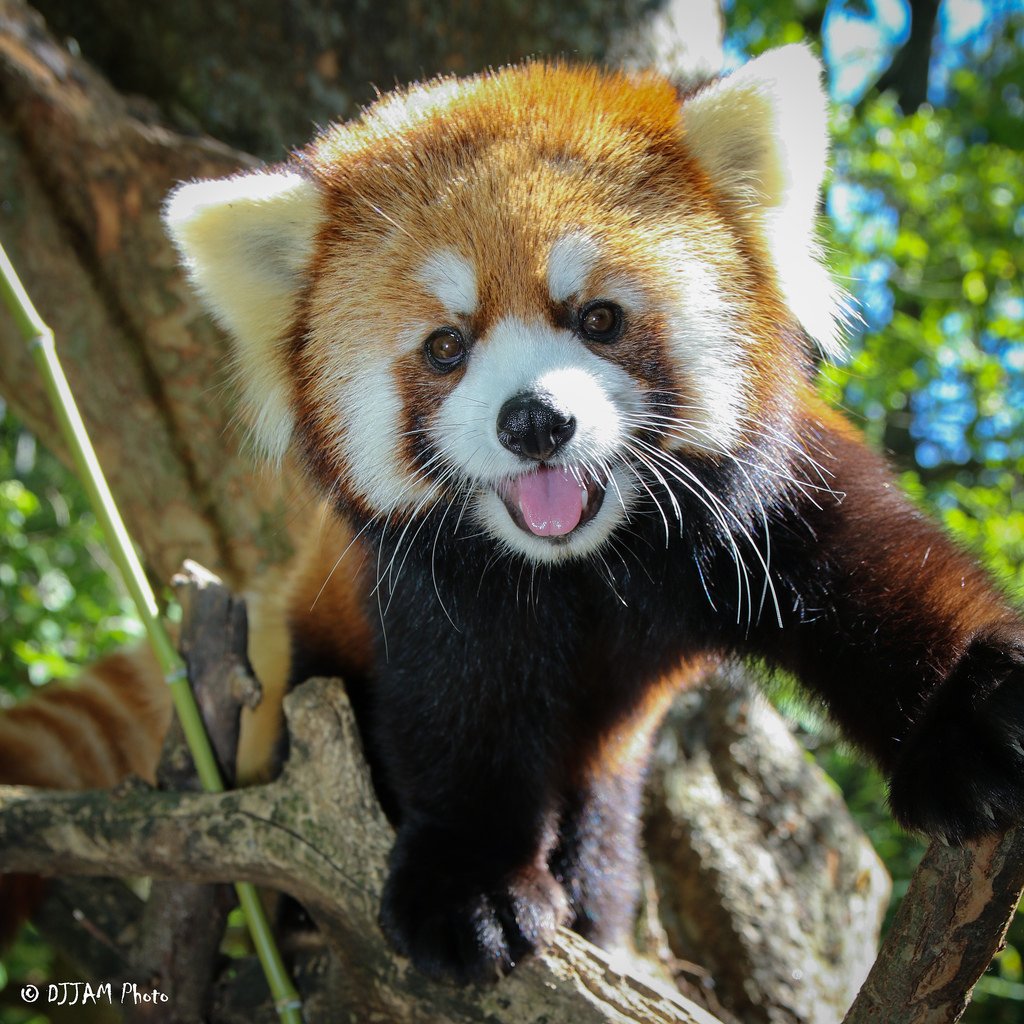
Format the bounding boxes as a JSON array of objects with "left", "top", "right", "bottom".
[{"left": 0, "top": 241, "right": 303, "bottom": 1024}]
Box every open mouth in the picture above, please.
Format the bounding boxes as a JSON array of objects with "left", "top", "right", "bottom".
[{"left": 497, "top": 465, "right": 606, "bottom": 539}]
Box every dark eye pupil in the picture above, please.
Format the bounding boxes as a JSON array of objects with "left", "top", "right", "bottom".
[
  {"left": 425, "top": 328, "right": 466, "bottom": 372},
  {"left": 580, "top": 302, "right": 622, "bottom": 342},
  {"left": 585, "top": 307, "right": 614, "bottom": 333},
  {"left": 431, "top": 334, "right": 460, "bottom": 360}
]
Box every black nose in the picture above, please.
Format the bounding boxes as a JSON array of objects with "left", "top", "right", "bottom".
[{"left": 497, "top": 394, "right": 576, "bottom": 461}]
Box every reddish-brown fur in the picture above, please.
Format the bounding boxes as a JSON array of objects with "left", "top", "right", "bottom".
[
  {"left": 0, "top": 646, "right": 170, "bottom": 788},
  {"left": 5, "top": 55, "right": 1023, "bottom": 987},
  {"left": 0, "top": 645, "right": 171, "bottom": 938},
  {"left": 290, "top": 64, "right": 781, "bottom": 506}
]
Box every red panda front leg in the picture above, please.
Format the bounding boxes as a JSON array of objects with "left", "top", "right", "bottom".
[
  {"left": 550, "top": 673, "right": 682, "bottom": 948},
  {"left": 369, "top": 625, "right": 571, "bottom": 984},
  {"left": 380, "top": 818, "right": 567, "bottom": 984},
  {"left": 756, "top": 405, "right": 1024, "bottom": 842},
  {"left": 887, "top": 621, "right": 1024, "bottom": 838},
  {"left": 550, "top": 770, "right": 649, "bottom": 949}
]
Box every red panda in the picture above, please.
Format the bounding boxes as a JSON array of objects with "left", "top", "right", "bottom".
[{"left": 5, "top": 44, "right": 1022, "bottom": 986}]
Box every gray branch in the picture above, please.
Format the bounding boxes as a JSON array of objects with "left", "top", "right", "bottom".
[{"left": 0, "top": 678, "right": 722, "bottom": 1024}]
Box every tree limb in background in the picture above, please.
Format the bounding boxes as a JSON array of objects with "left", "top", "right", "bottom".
[
  {"left": 646, "top": 682, "right": 890, "bottom": 1024},
  {"left": 26, "top": 0, "right": 718, "bottom": 159},
  {"left": 125, "top": 562, "right": 259, "bottom": 1024},
  {"left": 870, "top": 0, "right": 941, "bottom": 111},
  {"left": 0, "top": 0, "right": 309, "bottom": 588}
]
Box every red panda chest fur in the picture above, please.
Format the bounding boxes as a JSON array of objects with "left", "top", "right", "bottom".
[{"left": 160, "top": 48, "right": 1024, "bottom": 985}]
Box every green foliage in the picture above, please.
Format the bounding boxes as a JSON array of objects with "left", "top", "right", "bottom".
[
  {"left": 823, "top": 36, "right": 1024, "bottom": 586},
  {"left": 0, "top": 402, "right": 142, "bottom": 706},
  {"left": 730, "top": 4, "right": 1024, "bottom": 1019},
  {"left": 0, "top": 928, "right": 54, "bottom": 1024}
]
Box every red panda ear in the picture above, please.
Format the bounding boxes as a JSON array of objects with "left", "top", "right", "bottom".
[
  {"left": 163, "top": 169, "right": 322, "bottom": 461},
  {"left": 681, "top": 44, "right": 847, "bottom": 357}
]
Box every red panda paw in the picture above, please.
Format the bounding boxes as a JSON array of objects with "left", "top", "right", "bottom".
[
  {"left": 888, "top": 624, "right": 1024, "bottom": 844},
  {"left": 379, "top": 837, "right": 568, "bottom": 985}
]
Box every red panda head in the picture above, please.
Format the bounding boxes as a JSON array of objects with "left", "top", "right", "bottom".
[{"left": 164, "top": 45, "right": 844, "bottom": 564}]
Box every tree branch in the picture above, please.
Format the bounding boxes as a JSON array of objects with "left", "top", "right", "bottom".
[
  {"left": 869, "top": 0, "right": 940, "bottom": 112},
  {"left": 8, "top": 670, "right": 1018, "bottom": 1023},
  {"left": 0, "top": 678, "right": 722, "bottom": 1024},
  {"left": 844, "top": 828, "right": 1024, "bottom": 1024},
  {"left": 646, "top": 680, "right": 891, "bottom": 1024},
  {"left": 0, "top": 0, "right": 310, "bottom": 589},
  {"left": 122, "top": 561, "right": 258, "bottom": 1023}
]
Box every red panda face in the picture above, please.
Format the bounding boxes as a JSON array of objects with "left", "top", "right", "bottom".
[
  {"left": 299, "top": 201, "right": 747, "bottom": 562},
  {"left": 164, "top": 48, "right": 844, "bottom": 564}
]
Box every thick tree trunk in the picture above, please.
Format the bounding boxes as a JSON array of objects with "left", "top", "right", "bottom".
[
  {"left": 646, "top": 682, "right": 889, "bottom": 1024},
  {"left": 0, "top": 0, "right": 307, "bottom": 588},
  {"left": 27, "top": 0, "right": 722, "bottom": 159}
]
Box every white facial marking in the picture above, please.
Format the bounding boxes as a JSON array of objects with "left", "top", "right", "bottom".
[
  {"left": 599, "top": 273, "right": 650, "bottom": 315},
  {"left": 547, "top": 232, "right": 599, "bottom": 303},
  {"left": 656, "top": 239, "right": 750, "bottom": 452},
  {"left": 417, "top": 249, "right": 478, "bottom": 317},
  {"left": 433, "top": 316, "right": 641, "bottom": 562},
  {"left": 329, "top": 339, "right": 437, "bottom": 514},
  {"left": 435, "top": 317, "right": 635, "bottom": 482}
]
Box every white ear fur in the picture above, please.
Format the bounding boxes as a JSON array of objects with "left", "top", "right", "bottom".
[
  {"left": 163, "top": 169, "right": 322, "bottom": 461},
  {"left": 682, "top": 44, "right": 848, "bottom": 357}
]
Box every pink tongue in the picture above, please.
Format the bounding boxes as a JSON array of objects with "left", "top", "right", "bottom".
[{"left": 514, "top": 467, "right": 586, "bottom": 537}]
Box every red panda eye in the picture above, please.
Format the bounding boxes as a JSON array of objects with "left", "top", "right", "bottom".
[
  {"left": 425, "top": 328, "right": 466, "bottom": 372},
  {"left": 579, "top": 301, "right": 623, "bottom": 343}
]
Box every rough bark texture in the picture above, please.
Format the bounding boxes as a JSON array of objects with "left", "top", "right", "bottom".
[
  {"left": 27, "top": 0, "right": 713, "bottom": 160},
  {"left": 168, "top": 558, "right": 263, "bottom": 787},
  {"left": 127, "top": 882, "right": 235, "bottom": 1024},
  {"left": 124, "top": 562, "right": 255, "bottom": 1024},
  {"left": 646, "top": 679, "right": 891, "bottom": 1024},
  {"left": 0, "top": 0, "right": 309, "bottom": 588},
  {"left": 844, "top": 829, "right": 1024, "bottom": 1024}
]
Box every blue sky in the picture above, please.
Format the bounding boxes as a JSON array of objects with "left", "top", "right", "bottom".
[{"left": 823, "top": 0, "right": 1018, "bottom": 103}]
